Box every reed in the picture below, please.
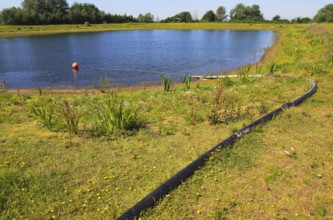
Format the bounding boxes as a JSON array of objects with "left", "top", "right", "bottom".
[
  {"left": 181, "top": 73, "right": 191, "bottom": 90},
  {"left": 161, "top": 75, "right": 171, "bottom": 92}
]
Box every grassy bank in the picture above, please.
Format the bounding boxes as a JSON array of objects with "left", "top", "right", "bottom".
[
  {"left": 143, "top": 24, "right": 333, "bottom": 219},
  {"left": 0, "top": 23, "right": 332, "bottom": 219},
  {"left": 1, "top": 22, "right": 286, "bottom": 38}
]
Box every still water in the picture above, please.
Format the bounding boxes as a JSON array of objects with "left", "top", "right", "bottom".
[{"left": 0, "top": 30, "right": 276, "bottom": 88}]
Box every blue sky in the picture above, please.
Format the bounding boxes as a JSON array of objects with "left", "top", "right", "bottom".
[{"left": 0, "top": 0, "right": 331, "bottom": 20}]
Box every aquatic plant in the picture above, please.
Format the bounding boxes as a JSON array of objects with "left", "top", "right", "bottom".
[
  {"left": 161, "top": 75, "right": 171, "bottom": 92},
  {"left": 181, "top": 73, "right": 191, "bottom": 90},
  {"left": 38, "top": 87, "right": 43, "bottom": 96},
  {"left": 94, "top": 75, "right": 110, "bottom": 93},
  {"left": 0, "top": 80, "right": 6, "bottom": 89}
]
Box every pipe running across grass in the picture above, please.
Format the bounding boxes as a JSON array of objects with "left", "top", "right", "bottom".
[{"left": 117, "top": 74, "right": 318, "bottom": 220}]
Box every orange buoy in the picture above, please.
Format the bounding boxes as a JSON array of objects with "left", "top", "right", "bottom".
[{"left": 72, "top": 62, "right": 79, "bottom": 70}]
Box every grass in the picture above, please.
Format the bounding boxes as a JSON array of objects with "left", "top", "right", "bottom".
[
  {"left": 142, "top": 24, "right": 333, "bottom": 219},
  {"left": 31, "top": 103, "right": 55, "bottom": 130},
  {"left": 0, "top": 23, "right": 284, "bottom": 38},
  {"left": 160, "top": 75, "right": 171, "bottom": 92},
  {"left": 0, "top": 23, "right": 332, "bottom": 219},
  {"left": 181, "top": 73, "right": 192, "bottom": 90},
  {"left": 0, "top": 76, "right": 307, "bottom": 219}
]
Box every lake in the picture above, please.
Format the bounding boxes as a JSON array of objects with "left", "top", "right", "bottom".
[{"left": 0, "top": 30, "right": 276, "bottom": 88}]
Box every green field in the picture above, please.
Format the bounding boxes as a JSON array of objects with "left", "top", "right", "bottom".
[{"left": 0, "top": 23, "right": 332, "bottom": 219}]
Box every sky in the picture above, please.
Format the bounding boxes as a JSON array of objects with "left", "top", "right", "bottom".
[{"left": 0, "top": 0, "right": 331, "bottom": 20}]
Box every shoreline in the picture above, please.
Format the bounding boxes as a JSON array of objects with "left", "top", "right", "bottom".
[
  {"left": 1, "top": 23, "right": 332, "bottom": 219},
  {"left": 0, "top": 23, "right": 286, "bottom": 38},
  {"left": 0, "top": 23, "right": 290, "bottom": 93}
]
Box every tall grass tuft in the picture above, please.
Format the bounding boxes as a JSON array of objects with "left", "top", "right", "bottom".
[
  {"left": 208, "top": 78, "right": 225, "bottom": 125},
  {"left": 31, "top": 104, "right": 55, "bottom": 130},
  {"left": 38, "top": 87, "right": 42, "bottom": 96},
  {"left": 208, "top": 79, "right": 247, "bottom": 125},
  {"left": 328, "top": 54, "right": 333, "bottom": 68},
  {"left": 161, "top": 75, "right": 171, "bottom": 92},
  {"left": 181, "top": 73, "right": 191, "bottom": 90},
  {"left": 268, "top": 62, "right": 277, "bottom": 74},
  {"left": 237, "top": 65, "right": 250, "bottom": 83},
  {"left": 61, "top": 100, "right": 80, "bottom": 145},
  {"left": 94, "top": 75, "right": 110, "bottom": 93},
  {"left": 184, "top": 108, "right": 204, "bottom": 125},
  {"left": 255, "top": 64, "right": 262, "bottom": 74},
  {"left": 94, "top": 95, "right": 143, "bottom": 136},
  {"left": 302, "top": 61, "right": 326, "bottom": 76},
  {"left": 225, "top": 77, "right": 235, "bottom": 88},
  {"left": 0, "top": 80, "right": 7, "bottom": 89}
]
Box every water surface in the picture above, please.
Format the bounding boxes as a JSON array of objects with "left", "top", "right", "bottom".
[{"left": 0, "top": 30, "right": 276, "bottom": 88}]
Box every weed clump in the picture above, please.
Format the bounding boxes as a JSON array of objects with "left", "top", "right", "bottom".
[
  {"left": 31, "top": 103, "right": 55, "bottom": 130},
  {"left": 94, "top": 75, "right": 110, "bottom": 93},
  {"left": 92, "top": 94, "right": 144, "bottom": 136},
  {"left": 237, "top": 65, "right": 251, "bottom": 84},
  {"left": 181, "top": 73, "right": 191, "bottom": 90},
  {"left": 161, "top": 75, "right": 171, "bottom": 92},
  {"left": 0, "top": 80, "right": 6, "bottom": 89},
  {"left": 61, "top": 100, "right": 80, "bottom": 145},
  {"left": 208, "top": 78, "right": 248, "bottom": 125}
]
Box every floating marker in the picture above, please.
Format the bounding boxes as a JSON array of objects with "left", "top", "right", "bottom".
[{"left": 72, "top": 62, "right": 79, "bottom": 70}]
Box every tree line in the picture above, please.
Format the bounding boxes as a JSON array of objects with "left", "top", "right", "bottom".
[
  {"left": 0, "top": 0, "right": 141, "bottom": 25},
  {"left": 161, "top": 4, "right": 333, "bottom": 23},
  {"left": 1, "top": 1, "right": 332, "bottom": 25}
]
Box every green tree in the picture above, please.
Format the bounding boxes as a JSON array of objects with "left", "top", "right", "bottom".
[
  {"left": 272, "top": 15, "right": 281, "bottom": 22},
  {"left": 230, "top": 4, "right": 264, "bottom": 22},
  {"left": 250, "top": 4, "right": 264, "bottom": 21},
  {"left": 102, "top": 13, "right": 137, "bottom": 23},
  {"left": 216, "top": 6, "right": 227, "bottom": 22},
  {"left": 21, "top": 0, "right": 69, "bottom": 24},
  {"left": 230, "top": 3, "right": 247, "bottom": 21},
  {"left": 291, "top": 17, "right": 311, "bottom": 24},
  {"left": 21, "top": 0, "right": 42, "bottom": 24},
  {"left": 177, "top": 11, "right": 192, "bottom": 22},
  {"left": 137, "top": 13, "right": 154, "bottom": 23},
  {"left": 68, "top": 3, "right": 102, "bottom": 24},
  {"left": 201, "top": 10, "right": 217, "bottom": 22},
  {"left": 0, "top": 0, "right": 139, "bottom": 25},
  {"left": 162, "top": 11, "right": 192, "bottom": 23},
  {"left": 0, "top": 7, "right": 23, "bottom": 25},
  {"left": 313, "top": 4, "right": 333, "bottom": 22}
]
